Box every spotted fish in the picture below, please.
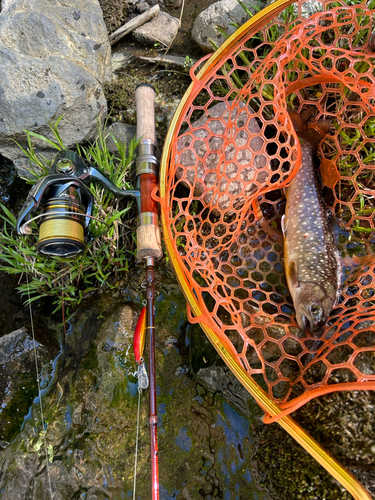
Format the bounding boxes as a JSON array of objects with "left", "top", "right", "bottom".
[{"left": 281, "top": 110, "right": 341, "bottom": 337}]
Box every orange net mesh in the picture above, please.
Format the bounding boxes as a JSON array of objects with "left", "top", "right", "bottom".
[{"left": 160, "top": 0, "right": 375, "bottom": 420}]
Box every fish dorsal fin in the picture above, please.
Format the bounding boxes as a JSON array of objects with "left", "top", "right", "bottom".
[{"left": 288, "top": 261, "right": 299, "bottom": 288}]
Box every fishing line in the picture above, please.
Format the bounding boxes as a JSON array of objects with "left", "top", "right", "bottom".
[
  {"left": 25, "top": 270, "right": 54, "bottom": 499},
  {"left": 133, "top": 385, "right": 142, "bottom": 500}
]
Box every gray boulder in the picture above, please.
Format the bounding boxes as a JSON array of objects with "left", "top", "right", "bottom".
[
  {"left": 136, "top": 2, "right": 150, "bottom": 14},
  {"left": 0, "top": 0, "right": 111, "bottom": 177},
  {"left": 132, "top": 11, "right": 179, "bottom": 47},
  {"left": 104, "top": 122, "right": 137, "bottom": 154},
  {"left": 298, "top": 0, "right": 323, "bottom": 17},
  {"left": 1, "top": 0, "right": 16, "bottom": 11},
  {"left": 192, "top": 0, "right": 265, "bottom": 53},
  {"left": 266, "top": 0, "right": 323, "bottom": 18},
  {"left": 0, "top": 327, "right": 36, "bottom": 364}
]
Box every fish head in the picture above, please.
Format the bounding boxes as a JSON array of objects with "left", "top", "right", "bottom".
[{"left": 294, "top": 283, "right": 335, "bottom": 337}]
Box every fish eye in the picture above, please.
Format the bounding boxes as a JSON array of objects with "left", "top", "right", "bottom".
[{"left": 310, "top": 305, "right": 322, "bottom": 316}]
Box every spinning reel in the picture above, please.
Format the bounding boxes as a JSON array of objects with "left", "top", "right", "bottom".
[{"left": 16, "top": 149, "right": 142, "bottom": 259}]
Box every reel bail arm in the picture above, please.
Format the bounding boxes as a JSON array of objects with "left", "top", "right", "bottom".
[{"left": 50, "top": 150, "right": 141, "bottom": 211}]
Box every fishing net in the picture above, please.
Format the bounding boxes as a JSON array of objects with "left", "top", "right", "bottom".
[{"left": 159, "top": 0, "right": 375, "bottom": 422}]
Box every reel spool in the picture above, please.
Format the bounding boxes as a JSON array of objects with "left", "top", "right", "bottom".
[
  {"left": 16, "top": 150, "right": 140, "bottom": 259},
  {"left": 37, "top": 157, "right": 87, "bottom": 257},
  {"left": 36, "top": 192, "right": 87, "bottom": 258}
]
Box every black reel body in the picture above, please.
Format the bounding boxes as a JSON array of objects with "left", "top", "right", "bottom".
[{"left": 16, "top": 151, "right": 140, "bottom": 259}]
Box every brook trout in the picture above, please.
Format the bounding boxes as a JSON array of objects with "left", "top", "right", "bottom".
[{"left": 282, "top": 111, "right": 341, "bottom": 337}]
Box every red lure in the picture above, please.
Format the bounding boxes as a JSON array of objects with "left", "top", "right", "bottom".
[{"left": 133, "top": 307, "right": 147, "bottom": 364}]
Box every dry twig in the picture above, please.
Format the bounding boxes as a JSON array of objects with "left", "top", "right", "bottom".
[{"left": 153, "top": 0, "right": 185, "bottom": 71}]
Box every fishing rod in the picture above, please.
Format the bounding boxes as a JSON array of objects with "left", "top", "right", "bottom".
[
  {"left": 135, "top": 83, "right": 163, "bottom": 500},
  {"left": 16, "top": 81, "right": 163, "bottom": 497}
]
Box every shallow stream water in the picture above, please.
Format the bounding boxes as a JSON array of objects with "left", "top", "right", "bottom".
[{"left": 0, "top": 246, "right": 271, "bottom": 499}]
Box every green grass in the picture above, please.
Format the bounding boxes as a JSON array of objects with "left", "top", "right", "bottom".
[{"left": 0, "top": 118, "right": 139, "bottom": 320}]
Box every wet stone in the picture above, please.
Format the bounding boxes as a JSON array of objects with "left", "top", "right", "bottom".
[
  {"left": 254, "top": 315, "right": 272, "bottom": 325},
  {"left": 0, "top": 326, "right": 57, "bottom": 452},
  {"left": 0, "top": 327, "right": 35, "bottom": 363}
]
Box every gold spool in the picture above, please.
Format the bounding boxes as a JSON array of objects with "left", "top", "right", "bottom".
[
  {"left": 36, "top": 198, "right": 86, "bottom": 257},
  {"left": 39, "top": 219, "right": 84, "bottom": 243}
]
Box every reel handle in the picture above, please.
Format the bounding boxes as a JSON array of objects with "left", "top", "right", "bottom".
[{"left": 135, "top": 83, "right": 163, "bottom": 261}]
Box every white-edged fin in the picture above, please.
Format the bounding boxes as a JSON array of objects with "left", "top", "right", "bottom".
[{"left": 281, "top": 215, "right": 287, "bottom": 237}]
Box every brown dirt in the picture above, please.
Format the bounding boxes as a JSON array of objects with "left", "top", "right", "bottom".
[
  {"left": 99, "top": 0, "right": 129, "bottom": 34},
  {"left": 99, "top": 0, "right": 219, "bottom": 56}
]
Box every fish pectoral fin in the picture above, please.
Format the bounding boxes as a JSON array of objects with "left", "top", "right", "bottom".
[
  {"left": 281, "top": 215, "right": 287, "bottom": 237},
  {"left": 288, "top": 261, "right": 299, "bottom": 288}
]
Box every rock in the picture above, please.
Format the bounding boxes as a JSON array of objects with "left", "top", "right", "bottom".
[
  {"left": 166, "top": 0, "right": 182, "bottom": 7},
  {"left": 136, "top": 1, "right": 150, "bottom": 13},
  {"left": 0, "top": 327, "right": 35, "bottom": 364},
  {"left": 176, "top": 101, "right": 265, "bottom": 214},
  {"left": 298, "top": 0, "right": 323, "bottom": 17},
  {"left": 104, "top": 122, "right": 137, "bottom": 154},
  {"left": 132, "top": 11, "right": 179, "bottom": 47},
  {"left": 266, "top": 0, "right": 323, "bottom": 19},
  {"left": 0, "top": 272, "right": 35, "bottom": 335},
  {"left": 111, "top": 46, "right": 135, "bottom": 73},
  {"left": 1, "top": 0, "right": 16, "bottom": 11},
  {"left": 0, "top": 284, "right": 271, "bottom": 499},
  {"left": 0, "top": 325, "right": 58, "bottom": 451},
  {"left": 0, "top": 0, "right": 112, "bottom": 178},
  {"left": 192, "top": 0, "right": 265, "bottom": 53}
]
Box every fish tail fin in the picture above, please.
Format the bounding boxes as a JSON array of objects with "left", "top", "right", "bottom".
[
  {"left": 288, "top": 109, "right": 331, "bottom": 149},
  {"left": 288, "top": 109, "right": 305, "bottom": 134},
  {"left": 306, "top": 119, "right": 331, "bottom": 149}
]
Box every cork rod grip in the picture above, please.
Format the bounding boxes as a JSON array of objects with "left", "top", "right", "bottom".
[
  {"left": 135, "top": 83, "right": 163, "bottom": 261},
  {"left": 135, "top": 83, "right": 157, "bottom": 144}
]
